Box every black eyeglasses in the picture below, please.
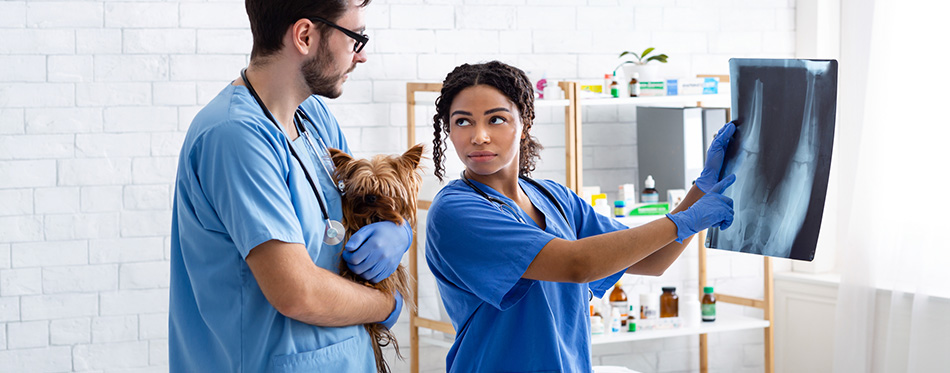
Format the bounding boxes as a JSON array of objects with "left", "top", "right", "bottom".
[{"left": 309, "top": 16, "right": 369, "bottom": 53}]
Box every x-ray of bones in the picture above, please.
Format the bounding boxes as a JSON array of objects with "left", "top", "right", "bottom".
[{"left": 707, "top": 59, "right": 837, "bottom": 261}]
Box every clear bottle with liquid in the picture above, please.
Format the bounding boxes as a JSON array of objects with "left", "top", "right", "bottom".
[{"left": 641, "top": 175, "right": 659, "bottom": 203}]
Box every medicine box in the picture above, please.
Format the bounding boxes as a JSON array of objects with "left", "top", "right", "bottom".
[{"left": 665, "top": 77, "right": 719, "bottom": 96}]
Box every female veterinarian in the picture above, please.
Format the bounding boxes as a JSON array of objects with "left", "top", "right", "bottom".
[{"left": 425, "top": 61, "right": 738, "bottom": 372}]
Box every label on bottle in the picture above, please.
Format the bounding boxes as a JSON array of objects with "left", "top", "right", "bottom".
[
  {"left": 641, "top": 192, "right": 659, "bottom": 203},
  {"left": 702, "top": 303, "right": 716, "bottom": 321},
  {"left": 610, "top": 301, "right": 628, "bottom": 317}
]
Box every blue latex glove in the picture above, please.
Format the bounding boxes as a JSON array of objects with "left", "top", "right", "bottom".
[
  {"left": 695, "top": 121, "right": 737, "bottom": 193},
  {"left": 380, "top": 291, "right": 403, "bottom": 330},
  {"left": 666, "top": 175, "right": 736, "bottom": 243},
  {"left": 342, "top": 220, "right": 412, "bottom": 283}
]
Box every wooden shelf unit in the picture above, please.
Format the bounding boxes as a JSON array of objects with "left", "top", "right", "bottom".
[{"left": 404, "top": 79, "right": 774, "bottom": 373}]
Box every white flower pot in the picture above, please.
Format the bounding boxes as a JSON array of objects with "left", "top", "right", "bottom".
[{"left": 622, "top": 63, "right": 662, "bottom": 82}]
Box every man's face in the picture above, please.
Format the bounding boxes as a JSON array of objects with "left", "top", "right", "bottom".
[{"left": 302, "top": 2, "right": 367, "bottom": 99}]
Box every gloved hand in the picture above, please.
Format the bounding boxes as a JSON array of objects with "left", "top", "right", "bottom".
[
  {"left": 342, "top": 220, "right": 412, "bottom": 283},
  {"left": 695, "top": 121, "right": 737, "bottom": 193},
  {"left": 666, "top": 175, "right": 736, "bottom": 243},
  {"left": 380, "top": 291, "right": 403, "bottom": 330}
]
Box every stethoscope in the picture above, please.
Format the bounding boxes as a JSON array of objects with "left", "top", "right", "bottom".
[
  {"left": 461, "top": 171, "right": 593, "bottom": 300},
  {"left": 240, "top": 68, "right": 346, "bottom": 246}
]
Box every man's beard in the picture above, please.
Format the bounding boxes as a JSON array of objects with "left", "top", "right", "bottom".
[{"left": 302, "top": 41, "right": 354, "bottom": 99}]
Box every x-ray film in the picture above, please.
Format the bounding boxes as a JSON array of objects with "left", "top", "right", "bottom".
[{"left": 705, "top": 59, "right": 838, "bottom": 261}]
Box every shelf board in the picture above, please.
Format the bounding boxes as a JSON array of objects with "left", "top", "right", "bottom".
[
  {"left": 535, "top": 98, "right": 571, "bottom": 107},
  {"left": 591, "top": 313, "right": 769, "bottom": 345},
  {"left": 580, "top": 93, "right": 729, "bottom": 106}
]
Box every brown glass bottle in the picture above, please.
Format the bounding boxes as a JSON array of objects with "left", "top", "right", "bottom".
[
  {"left": 609, "top": 282, "right": 628, "bottom": 318},
  {"left": 660, "top": 286, "right": 678, "bottom": 318},
  {"left": 702, "top": 286, "right": 716, "bottom": 322}
]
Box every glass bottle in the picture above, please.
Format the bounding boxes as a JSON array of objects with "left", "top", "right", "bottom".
[
  {"left": 702, "top": 286, "right": 717, "bottom": 322},
  {"left": 629, "top": 72, "right": 640, "bottom": 97},
  {"left": 660, "top": 286, "right": 679, "bottom": 318},
  {"left": 609, "top": 282, "right": 628, "bottom": 318}
]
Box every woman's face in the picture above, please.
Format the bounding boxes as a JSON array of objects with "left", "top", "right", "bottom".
[{"left": 448, "top": 84, "right": 524, "bottom": 181}]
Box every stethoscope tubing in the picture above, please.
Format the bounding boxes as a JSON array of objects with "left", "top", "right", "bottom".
[{"left": 460, "top": 171, "right": 568, "bottom": 226}]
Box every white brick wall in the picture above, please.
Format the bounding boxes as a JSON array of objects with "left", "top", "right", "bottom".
[{"left": 0, "top": 0, "right": 794, "bottom": 371}]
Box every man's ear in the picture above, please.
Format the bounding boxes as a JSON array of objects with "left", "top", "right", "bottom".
[{"left": 288, "top": 18, "right": 318, "bottom": 55}]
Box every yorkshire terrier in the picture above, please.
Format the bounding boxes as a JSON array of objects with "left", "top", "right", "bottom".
[{"left": 328, "top": 144, "right": 424, "bottom": 373}]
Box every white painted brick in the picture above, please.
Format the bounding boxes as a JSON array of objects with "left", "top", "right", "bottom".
[
  {"left": 634, "top": 6, "right": 664, "bottom": 30},
  {"left": 12, "top": 240, "right": 87, "bottom": 268},
  {"left": 180, "top": 3, "right": 249, "bottom": 29},
  {"left": 150, "top": 338, "right": 168, "bottom": 366},
  {"left": 0, "top": 56, "right": 46, "bottom": 82},
  {"left": 417, "top": 54, "right": 456, "bottom": 80},
  {"left": 92, "top": 315, "right": 138, "bottom": 343},
  {"left": 120, "top": 210, "right": 172, "bottom": 237},
  {"left": 374, "top": 30, "right": 436, "bottom": 54},
  {"left": 435, "top": 30, "right": 500, "bottom": 54},
  {"left": 578, "top": 6, "right": 635, "bottom": 31},
  {"left": 196, "top": 29, "right": 252, "bottom": 54},
  {"left": 34, "top": 187, "right": 80, "bottom": 215},
  {"left": 0, "top": 108, "right": 25, "bottom": 134},
  {"left": 89, "top": 237, "right": 164, "bottom": 264},
  {"left": 0, "top": 296, "right": 19, "bottom": 322},
  {"left": 43, "top": 213, "right": 120, "bottom": 241},
  {"left": 124, "top": 29, "right": 196, "bottom": 55},
  {"left": 662, "top": 7, "right": 721, "bottom": 31},
  {"left": 517, "top": 54, "right": 578, "bottom": 81},
  {"left": 372, "top": 80, "right": 408, "bottom": 103},
  {"left": 100, "top": 289, "right": 168, "bottom": 316},
  {"left": 150, "top": 132, "right": 186, "bottom": 157},
  {"left": 104, "top": 3, "right": 178, "bottom": 28},
  {"left": 0, "top": 134, "right": 75, "bottom": 160},
  {"left": 25, "top": 107, "right": 103, "bottom": 134},
  {"left": 119, "top": 261, "right": 169, "bottom": 290},
  {"left": 593, "top": 29, "right": 651, "bottom": 55},
  {"left": 76, "top": 83, "right": 151, "bottom": 107},
  {"left": 104, "top": 106, "right": 178, "bottom": 133},
  {"left": 0, "top": 216, "right": 42, "bottom": 242},
  {"left": 0, "top": 160, "right": 56, "bottom": 188},
  {"left": 48, "top": 55, "right": 94, "bottom": 83},
  {"left": 0, "top": 347, "right": 72, "bottom": 372},
  {"left": 363, "top": 54, "right": 417, "bottom": 80},
  {"left": 499, "top": 30, "right": 532, "bottom": 54},
  {"left": 58, "top": 158, "right": 132, "bottom": 186},
  {"left": 359, "top": 127, "right": 403, "bottom": 152},
  {"left": 43, "top": 264, "right": 118, "bottom": 294},
  {"left": 762, "top": 30, "right": 795, "bottom": 54},
  {"left": 139, "top": 313, "right": 167, "bottom": 340},
  {"left": 153, "top": 82, "right": 197, "bottom": 106},
  {"left": 709, "top": 31, "right": 763, "bottom": 54},
  {"left": 21, "top": 294, "right": 98, "bottom": 321},
  {"left": 334, "top": 80, "right": 374, "bottom": 104},
  {"left": 169, "top": 54, "right": 247, "bottom": 82},
  {"left": 0, "top": 2, "right": 26, "bottom": 27},
  {"left": 0, "top": 29, "right": 74, "bottom": 54},
  {"left": 776, "top": 8, "right": 795, "bottom": 31},
  {"left": 73, "top": 341, "right": 149, "bottom": 371},
  {"left": 164, "top": 236, "right": 171, "bottom": 260},
  {"left": 132, "top": 157, "right": 177, "bottom": 184},
  {"left": 0, "top": 243, "right": 10, "bottom": 268},
  {"left": 0, "top": 189, "right": 32, "bottom": 216},
  {"left": 27, "top": 1, "right": 103, "bottom": 29},
  {"left": 81, "top": 186, "right": 123, "bottom": 213},
  {"left": 76, "top": 133, "right": 150, "bottom": 159},
  {"left": 652, "top": 31, "right": 709, "bottom": 54},
  {"left": 532, "top": 30, "right": 593, "bottom": 54},
  {"left": 95, "top": 55, "right": 170, "bottom": 82},
  {"left": 325, "top": 103, "right": 391, "bottom": 128},
  {"left": 0, "top": 322, "right": 4, "bottom": 349},
  {"left": 456, "top": 6, "right": 516, "bottom": 30},
  {"left": 0, "top": 83, "right": 74, "bottom": 108},
  {"left": 516, "top": 6, "right": 574, "bottom": 30},
  {"left": 721, "top": 8, "right": 776, "bottom": 31},
  {"left": 77, "top": 29, "right": 122, "bottom": 55},
  {"left": 1, "top": 268, "right": 42, "bottom": 296},
  {"left": 124, "top": 184, "right": 170, "bottom": 211},
  {"left": 50, "top": 317, "right": 91, "bottom": 345},
  {"left": 8, "top": 320, "right": 49, "bottom": 348},
  {"left": 391, "top": 5, "right": 454, "bottom": 29},
  {"left": 196, "top": 82, "right": 232, "bottom": 106}
]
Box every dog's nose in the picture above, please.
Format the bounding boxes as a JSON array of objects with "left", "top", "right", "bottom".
[{"left": 363, "top": 195, "right": 377, "bottom": 204}]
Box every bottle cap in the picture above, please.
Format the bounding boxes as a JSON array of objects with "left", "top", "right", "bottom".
[
  {"left": 615, "top": 280, "right": 623, "bottom": 287},
  {"left": 662, "top": 286, "right": 676, "bottom": 292},
  {"left": 704, "top": 286, "right": 714, "bottom": 293},
  {"left": 614, "top": 200, "right": 625, "bottom": 207},
  {"left": 645, "top": 175, "right": 655, "bottom": 188}
]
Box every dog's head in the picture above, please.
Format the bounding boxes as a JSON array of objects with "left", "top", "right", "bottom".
[{"left": 328, "top": 144, "right": 425, "bottom": 229}]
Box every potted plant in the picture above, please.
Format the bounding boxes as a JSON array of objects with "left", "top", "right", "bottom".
[{"left": 617, "top": 47, "right": 668, "bottom": 81}]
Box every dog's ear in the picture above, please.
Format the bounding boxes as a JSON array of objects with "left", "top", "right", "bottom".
[
  {"left": 328, "top": 148, "right": 354, "bottom": 170},
  {"left": 398, "top": 144, "right": 425, "bottom": 170}
]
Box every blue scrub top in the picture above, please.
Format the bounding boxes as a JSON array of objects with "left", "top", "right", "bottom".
[
  {"left": 169, "top": 84, "right": 376, "bottom": 372},
  {"left": 426, "top": 178, "right": 629, "bottom": 372}
]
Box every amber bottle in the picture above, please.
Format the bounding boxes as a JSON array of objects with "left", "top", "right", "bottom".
[
  {"left": 660, "top": 286, "right": 679, "bottom": 318},
  {"left": 609, "top": 282, "right": 628, "bottom": 318},
  {"left": 702, "top": 286, "right": 717, "bottom": 322}
]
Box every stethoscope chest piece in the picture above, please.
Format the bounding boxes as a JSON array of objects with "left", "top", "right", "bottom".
[{"left": 323, "top": 220, "right": 345, "bottom": 246}]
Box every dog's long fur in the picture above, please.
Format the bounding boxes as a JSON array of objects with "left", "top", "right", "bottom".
[{"left": 328, "top": 144, "right": 424, "bottom": 373}]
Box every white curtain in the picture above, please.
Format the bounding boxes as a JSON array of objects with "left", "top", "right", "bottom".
[{"left": 833, "top": 0, "right": 950, "bottom": 372}]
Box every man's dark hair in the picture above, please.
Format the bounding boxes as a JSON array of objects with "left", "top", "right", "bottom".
[
  {"left": 431, "top": 61, "right": 542, "bottom": 182},
  {"left": 245, "top": 0, "right": 371, "bottom": 60}
]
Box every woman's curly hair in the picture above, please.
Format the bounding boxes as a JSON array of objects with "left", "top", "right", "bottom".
[{"left": 431, "top": 61, "right": 543, "bottom": 181}]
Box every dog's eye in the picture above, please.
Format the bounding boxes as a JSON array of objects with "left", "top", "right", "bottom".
[{"left": 362, "top": 195, "right": 377, "bottom": 205}]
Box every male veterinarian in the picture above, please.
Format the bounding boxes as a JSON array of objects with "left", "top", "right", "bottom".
[{"left": 169, "top": 0, "right": 410, "bottom": 371}]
